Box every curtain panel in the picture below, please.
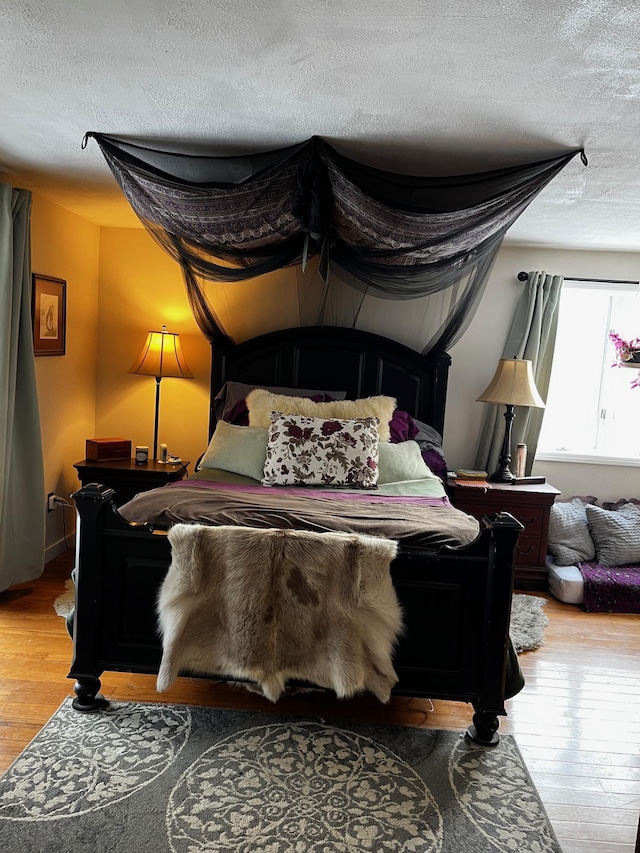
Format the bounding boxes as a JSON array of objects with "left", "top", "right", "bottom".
[
  {"left": 0, "top": 185, "right": 45, "bottom": 591},
  {"left": 474, "top": 270, "right": 564, "bottom": 475},
  {"left": 86, "top": 133, "right": 584, "bottom": 353}
]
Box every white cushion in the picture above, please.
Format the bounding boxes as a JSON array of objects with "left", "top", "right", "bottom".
[{"left": 546, "top": 556, "right": 584, "bottom": 605}]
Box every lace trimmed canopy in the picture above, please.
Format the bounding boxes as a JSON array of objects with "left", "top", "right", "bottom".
[{"left": 85, "top": 133, "right": 585, "bottom": 353}]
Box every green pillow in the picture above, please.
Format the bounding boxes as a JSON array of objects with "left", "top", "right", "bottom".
[
  {"left": 198, "top": 421, "right": 268, "bottom": 481},
  {"left": 377, "top": 441, "right": 439, "bottom": 485},
  {"left": 199, "top": 428, "right": 437, "bottom": 486}
]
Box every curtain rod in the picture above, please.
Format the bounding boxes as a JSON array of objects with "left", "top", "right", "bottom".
[{"left": 517, "top": 271, "right": 639, "bottom": 285}]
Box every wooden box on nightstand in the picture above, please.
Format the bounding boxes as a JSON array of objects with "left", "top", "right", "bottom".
[{"left": 448, "top": 479, "right": 561, "bottom": 590}]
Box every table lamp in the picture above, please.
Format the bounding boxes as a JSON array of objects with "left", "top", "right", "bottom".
[
  {"left": 128, "top": 325, "right": 193, "bottom": 462},
  {"left": 476, "top": 358, "right": 545, "bottom": 483}
]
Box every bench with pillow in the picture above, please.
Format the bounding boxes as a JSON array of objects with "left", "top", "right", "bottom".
[{"left": 547, "top": 496, "right": 640, "bottom": 613}]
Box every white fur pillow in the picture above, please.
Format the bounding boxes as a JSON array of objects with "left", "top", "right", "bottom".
[
  {"left": 246, "top": 388, "right": 396, "bottom": 442},
  {"left": 262, "top": 412, "right": 380, "bottom": 489}
]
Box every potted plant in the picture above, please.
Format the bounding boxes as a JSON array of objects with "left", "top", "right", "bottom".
[
  {"left": 610, "top": 331, "right": 640, "bottom": 363},
  {"left": 609, "top": 332, "right": 640, "bottom": 388}
]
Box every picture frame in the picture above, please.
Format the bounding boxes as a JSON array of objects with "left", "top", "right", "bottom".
[{"left": 32, "top": 274, "right": 66, "bottom": 356}]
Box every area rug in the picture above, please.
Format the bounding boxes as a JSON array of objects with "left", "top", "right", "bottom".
[
  {"left": 509, "top": 594, "right": 548, "bottom": 653},
  {"left": 0, "top": 700, "right": 561, "bottom": 852},
  {"left": 53, "top": 578, "right": 74, "bottom": 618}
]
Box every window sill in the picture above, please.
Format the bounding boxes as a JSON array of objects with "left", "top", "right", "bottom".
[{"left": 536, "top": 451, "right": 640, "bottom": 467}]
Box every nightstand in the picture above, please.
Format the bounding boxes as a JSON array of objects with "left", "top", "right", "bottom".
[
  {"left": 448, "top": 479, "right": 561, "bottom": 590},
  {"left": 73, "top": 458, "right": 190, "bottom": 506}
]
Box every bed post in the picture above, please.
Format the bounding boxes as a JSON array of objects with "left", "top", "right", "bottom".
[
  {"left": 209, "top": 334, "right": 235, "bottom": 438},
  {"left": 67, "top": 483, "right": 116, "bottom": 712},
  {"left": 466, "top": 511, "right": 524, "bottom": 746}
]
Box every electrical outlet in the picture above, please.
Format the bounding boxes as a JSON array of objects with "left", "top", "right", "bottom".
[{"left": 47, "top": 492, "right": 59, "bottom": 512}]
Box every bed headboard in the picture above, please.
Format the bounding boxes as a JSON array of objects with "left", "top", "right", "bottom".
[{"left": 210, "top": 326, "right": 451, "bottom": 438}]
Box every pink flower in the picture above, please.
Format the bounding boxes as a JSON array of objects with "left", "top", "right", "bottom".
[{"left": 609, "top": 331, "right": 640, "bottom": 388}]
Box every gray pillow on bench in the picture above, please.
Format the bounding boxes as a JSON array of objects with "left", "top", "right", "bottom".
[
  {"left": 585, "top": 502, "right": 640, "bottom": 567},
  {"left": 548, "top": 498, "right": 596, "bottom": 565}
]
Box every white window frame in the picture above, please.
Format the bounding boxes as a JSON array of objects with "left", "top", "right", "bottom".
[{"left": 536, "top": 278, "right": 640, "bottom": 467}]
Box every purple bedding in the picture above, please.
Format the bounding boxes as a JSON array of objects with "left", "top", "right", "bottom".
[{"left": 118, "top": 477, "right": 480, "bottom": 550}]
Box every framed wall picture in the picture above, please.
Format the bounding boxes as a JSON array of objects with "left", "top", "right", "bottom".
[{"left": 32, "top": 274, "right": 66, "bottom": 356}]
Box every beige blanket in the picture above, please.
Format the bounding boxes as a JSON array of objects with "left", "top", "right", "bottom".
[{"left": 157, "top": 524, "right": 402, "bottom": 703}]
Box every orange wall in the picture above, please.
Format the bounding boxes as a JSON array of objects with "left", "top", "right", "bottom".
[
  {"left": 30, "top": 193, "right": 100, "bottom": 556},
  {"left": 96, "top": 229, "right": 211, "bottom": 468}
]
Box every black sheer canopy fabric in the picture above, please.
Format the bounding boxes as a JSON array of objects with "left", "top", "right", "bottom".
[{"left": 85, "top": 133, "right": 584, "bottom": 352}]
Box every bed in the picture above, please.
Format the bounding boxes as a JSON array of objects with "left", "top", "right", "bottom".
[{"left": 69, "top": 325, "right": 524, "bottom": 745}]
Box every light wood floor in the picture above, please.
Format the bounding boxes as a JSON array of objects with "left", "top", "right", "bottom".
[{"left": 1, "top": 550, "right": 638, "bottom": 852}]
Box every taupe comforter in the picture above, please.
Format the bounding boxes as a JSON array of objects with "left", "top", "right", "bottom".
[{"left": 118, "top": 470, "right": 480, "bottom": 550}]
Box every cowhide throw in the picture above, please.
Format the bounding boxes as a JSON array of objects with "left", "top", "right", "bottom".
[{"left": 157, "top": 524, "right": 402, "bottom": 702}]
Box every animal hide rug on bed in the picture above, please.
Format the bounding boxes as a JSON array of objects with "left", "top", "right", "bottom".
[{"left": 157, "top": 524, "right": 402, "bottom": 702}]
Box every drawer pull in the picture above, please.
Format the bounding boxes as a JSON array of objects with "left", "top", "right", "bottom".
[
  {"left": 519, "top": 515, "right": 537, "bottom": 526},
  {"left": 517, "top": 543, "right": 535, "bottom": 556}
]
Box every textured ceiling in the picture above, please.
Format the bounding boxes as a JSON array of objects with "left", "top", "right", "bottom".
[{"left": 2, "top": 0, "right": 640, "bottom": 250}]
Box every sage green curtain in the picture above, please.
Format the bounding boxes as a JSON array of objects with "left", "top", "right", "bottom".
[
  {"left": 0, "top": 184, "right": 45, "bottom": 592},
  {"left": 475, "top": 271, "right": 563, "bottom": 476}
]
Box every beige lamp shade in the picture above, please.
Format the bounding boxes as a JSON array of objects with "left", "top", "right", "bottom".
[
  {"left": 128, "top": 325, "right": 193, "bottom": 378},
  {"left": 476, "top": 358, "right": 545, "bottom": 408}
]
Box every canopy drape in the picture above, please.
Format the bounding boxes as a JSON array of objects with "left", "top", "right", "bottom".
[{"left": 85, "top": 133, "right": 584, "bottom": 353}]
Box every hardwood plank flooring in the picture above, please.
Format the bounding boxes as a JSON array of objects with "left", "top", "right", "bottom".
[{"left": 0, "top": 550, "right": 638, "bottom": 851}]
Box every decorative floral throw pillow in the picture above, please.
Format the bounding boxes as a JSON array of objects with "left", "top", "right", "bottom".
[{"left": 262, "top": 412, "right": 380, "bottom": 489}]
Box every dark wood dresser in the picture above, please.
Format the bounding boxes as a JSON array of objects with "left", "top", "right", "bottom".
[{"left": 448, "top": 479, "right": 560, "bottom": 590}]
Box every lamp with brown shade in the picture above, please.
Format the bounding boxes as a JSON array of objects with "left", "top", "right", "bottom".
[
  {"left": 128, "top": 325, "right": 193, "bottom": 462},
  {"left": 477, "top": 358, "right": 545, "bottom": 484}
]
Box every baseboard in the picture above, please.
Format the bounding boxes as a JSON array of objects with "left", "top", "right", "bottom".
[{"left": 45, "top": 536, "right": 75, "bottom": 565}]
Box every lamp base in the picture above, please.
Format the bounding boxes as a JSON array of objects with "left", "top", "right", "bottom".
[
  {"left": 488, "top": 404, "right": 517, "bottom": 485},
  {"left": 487, "top": 468, "right": 515, "bottom": 484}
]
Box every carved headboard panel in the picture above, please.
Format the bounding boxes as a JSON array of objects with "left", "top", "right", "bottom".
[{"left": 210, "top": 326, "right": 450, "bottom": 438}]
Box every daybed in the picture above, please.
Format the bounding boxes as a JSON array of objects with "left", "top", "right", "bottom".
[
  {"left": 68, "top": 325, "right": 524, "bottom": 745},
  {"left": 547, "top": 495, "right": 640, "bottom": 613}
]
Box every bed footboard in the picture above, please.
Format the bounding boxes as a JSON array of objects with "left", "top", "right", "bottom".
[{"left": 68, "top": 484, "right": 523, "bottom": 742}]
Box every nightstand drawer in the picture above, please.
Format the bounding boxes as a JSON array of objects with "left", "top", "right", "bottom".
[
  {"left": 459, "top": 498, "right": 544, "bottom": 537},
  {"left": 505, "top": 507, "right": 544, "bottom": 537},
  {"left": 447, "top": 480, "right": 560, "bottom": 590},
  {"left": 514, "top": 535, "right": 544, "bottom": 566}
]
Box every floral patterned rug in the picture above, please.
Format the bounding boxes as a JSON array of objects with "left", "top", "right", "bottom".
[{"left": 0, "top": 700, "right": 561, "bottom": 852}]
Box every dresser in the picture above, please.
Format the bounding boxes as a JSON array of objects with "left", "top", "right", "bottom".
[{"left": 448, "top": 480, "right": 560, "bottom": 590}]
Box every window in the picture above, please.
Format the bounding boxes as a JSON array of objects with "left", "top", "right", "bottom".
[{"left": 537, "top": 280, "right": 640, "bottom": 463}]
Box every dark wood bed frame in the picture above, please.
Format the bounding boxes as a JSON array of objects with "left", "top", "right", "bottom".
[{"left": 69, "top": 326, "right": 523, "bottom": 745}]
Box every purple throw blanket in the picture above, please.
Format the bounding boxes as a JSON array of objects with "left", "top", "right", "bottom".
[{"left": 578, "top": 562, "right": 640, "bottom": 613}]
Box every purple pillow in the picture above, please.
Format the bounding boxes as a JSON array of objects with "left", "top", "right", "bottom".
[
  {"left": 421, "top": 448, "right": 448, "bottom": 482},
  {"left": 389, "top": 410, "right": 420, "bottom": 443}
]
